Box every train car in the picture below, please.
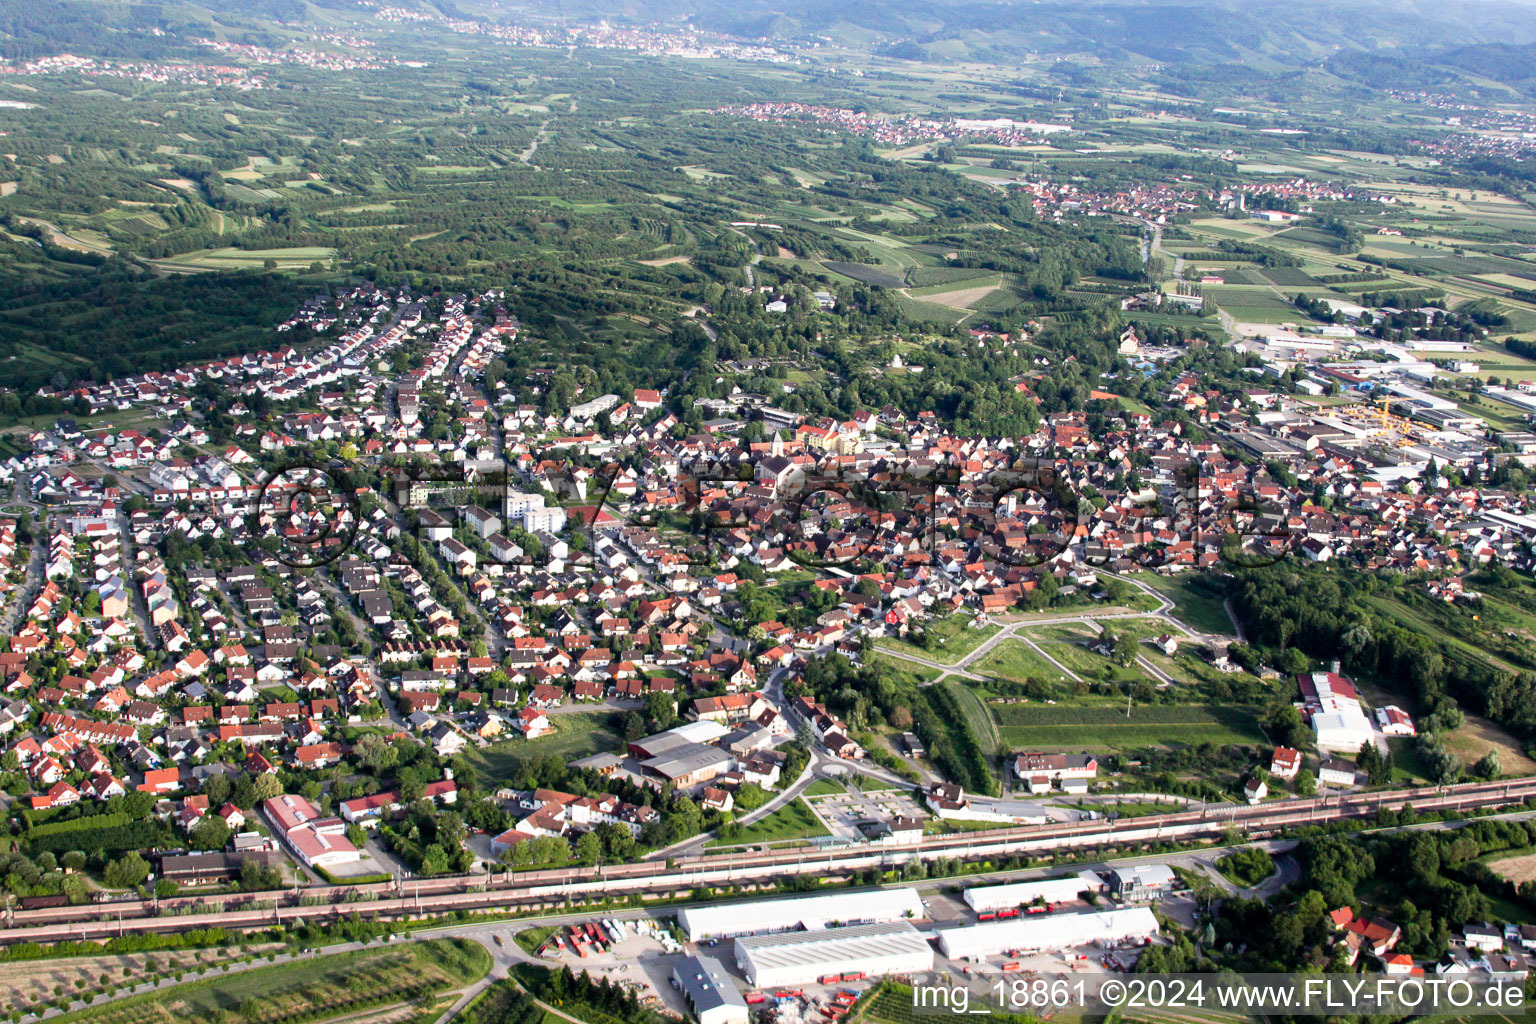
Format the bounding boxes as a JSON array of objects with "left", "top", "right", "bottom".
[{"left": 18, "top": 894, "right": 68, "bottom": 910}]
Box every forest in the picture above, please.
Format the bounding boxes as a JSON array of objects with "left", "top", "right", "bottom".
[{"left": 1228, "top": 563, "right": 1536, "bottom": 781}]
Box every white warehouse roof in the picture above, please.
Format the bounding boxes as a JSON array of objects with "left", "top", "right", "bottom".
[
  {"left": 964, "top": 871, "right": 1106, "bottom": 912},
  {"left": 1312, "top": 710, "right": 1375, "bottom": 751},
  {"left": 678, "top": 888, "right": 925, "bottom": 941},
  {"left": 937, "top": 907, "right": 1159, "bottom": 960},
  {"left": 734, "top": 921, "right": 933, "bottom": 987}
]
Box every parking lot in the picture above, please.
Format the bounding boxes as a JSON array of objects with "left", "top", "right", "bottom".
[{"left": 808, "top": 787, "right": 926, "bottom": 840}]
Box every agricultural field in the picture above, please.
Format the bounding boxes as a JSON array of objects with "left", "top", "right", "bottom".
[
  {"left": 991, "top": 699, "right": 1266, "bottom": 753},
  {"left": 151, "top": 246, "right": 337, "bottom": 272},
  {"left": 1487, "top": 852, "right": 1536, "bottom": 887},
  {"left": 0, "top": 944, "right": 282, "bottom": 1021},
  {"left": 44, "top": 940, "right": 491, "bottom": 1024}
]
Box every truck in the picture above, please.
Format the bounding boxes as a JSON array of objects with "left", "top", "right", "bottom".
[
  {"left": 996, "top": 908, "right": 1020, "bottom": 919},
  {"left": 977, "top": 912, "right": 997, "bottom": 922},
  {"left": 1025, "top": 903, "right": 1055, "bottom": 915},
  {"left": 840, "top": 972, "right": 866, "bottom": 983},
  {"left": 1001, "top": 962, "right": 1022, "bottom": 973}
]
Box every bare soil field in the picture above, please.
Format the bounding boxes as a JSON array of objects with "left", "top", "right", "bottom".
[{"left": 1488, "top": 852, "right": 1536, "bottom": 886}]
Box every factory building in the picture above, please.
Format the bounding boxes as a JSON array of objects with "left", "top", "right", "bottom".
[
  {"left": 937, "top": 908, "right": 1159, "bottom": 960},
  {"left": 733, "top": 921, "right": 933, "bottom": 988},
  {"left": 672, "top": 955, "right": 749, "bottom": 1024},
  {"left": 678, "top": 888, "right": 925, "bottom": 942},
  {"left": 1106, "top": 864, "right": 1177, "bottom": 902},
  {"left": 963, "top": 871, "right": 1107, "bottom": 913}
]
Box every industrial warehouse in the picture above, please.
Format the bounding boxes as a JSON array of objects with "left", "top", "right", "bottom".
[
  {"left": 937, "top": 907, "right": 1161, "bottom": 959},
  {"left": 962, "top": 871, "right": 1107, "bottom": 913},
  {"left": 672, "top": 954, "right": 749, "bottom": 1024},
  {"left": 733, "top": 921, "right": 934, "bottom": 987},
  {"left": 677, "top": 888, "right": 925, "bottom": 941}
]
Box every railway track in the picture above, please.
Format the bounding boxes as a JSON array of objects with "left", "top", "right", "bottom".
[{"left": 5, "top": 776, "right": 1533, "bottom": 943}]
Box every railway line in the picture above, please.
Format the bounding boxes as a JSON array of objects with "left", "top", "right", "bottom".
[{"left": 5, "top": 776, "right": 1534, "bottom": 944}]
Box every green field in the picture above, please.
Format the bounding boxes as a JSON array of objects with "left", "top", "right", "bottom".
[
  {"left": 1131, "top": 573, "right": 1236, "bottom": 635},
  {"left": 866, "top": 653, "right": 942, "bottom": 686},
  {"left": 153, "top": 246, "right": 337, "bottom": 271},
  {"left": 467, "top": 712, "right": 623, "bottom": 782},
  {"left": 876, "top": 614, "right": 1000, "bottom": 665},
  {"left": 1027, "top": 628, "right": 1140, "bottom": 682},
  {"left": 946, "top": 681, "right": 1001, "bottom": 757},
  {"left": 973, "top": 640, "right": 1069, "bottom": 683},
  {"left": 706, "top": 798, "right": 829, "bottom": 847},
  {"left": 992, "top": 701, "right": 1265, "bottom": 752}
]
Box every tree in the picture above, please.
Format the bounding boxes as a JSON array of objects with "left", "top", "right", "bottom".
[
  {"left": 604, "top": 823, "right": 637, "bottom": 861},
  {"left": 354, "top": 733, "right": 398, "bottom": 772},
  {"left": 1357, "top": 741, "right": 1390, "bottom": 786},
  {"left": 1111, "top": 631, "right": 1138, "bottom": 668},
  {"left": 251, "top": 773, "right": 281, "bottom": 802},
  {"left": 575, "top": 830, "right": 603, "bottom": 866},
  {"left": 203, "top": 772, "right": 232, "bottom": 808},
  {"left": 643, "top": 691, "right": 677, "bottom": 730},
  {"left": 191, "top": 815, "right": 231, "bottom": 851},
  {"left": 103, "top": 852, "right": 150, "bottom": 889},
  {"left": 1262, "top": 702, "right": 1310, "bottom": 750},
  {"left": 1474, "top": 750, "right": 1501, "bottom": 779}
]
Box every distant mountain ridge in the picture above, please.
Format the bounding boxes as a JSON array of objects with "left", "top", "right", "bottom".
[
  {"left": 472, "top": 0, "right": 1536, "bottom": 63},
  {"left": 7, "top": 0, "right": 1536, "bottom": 90}
]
